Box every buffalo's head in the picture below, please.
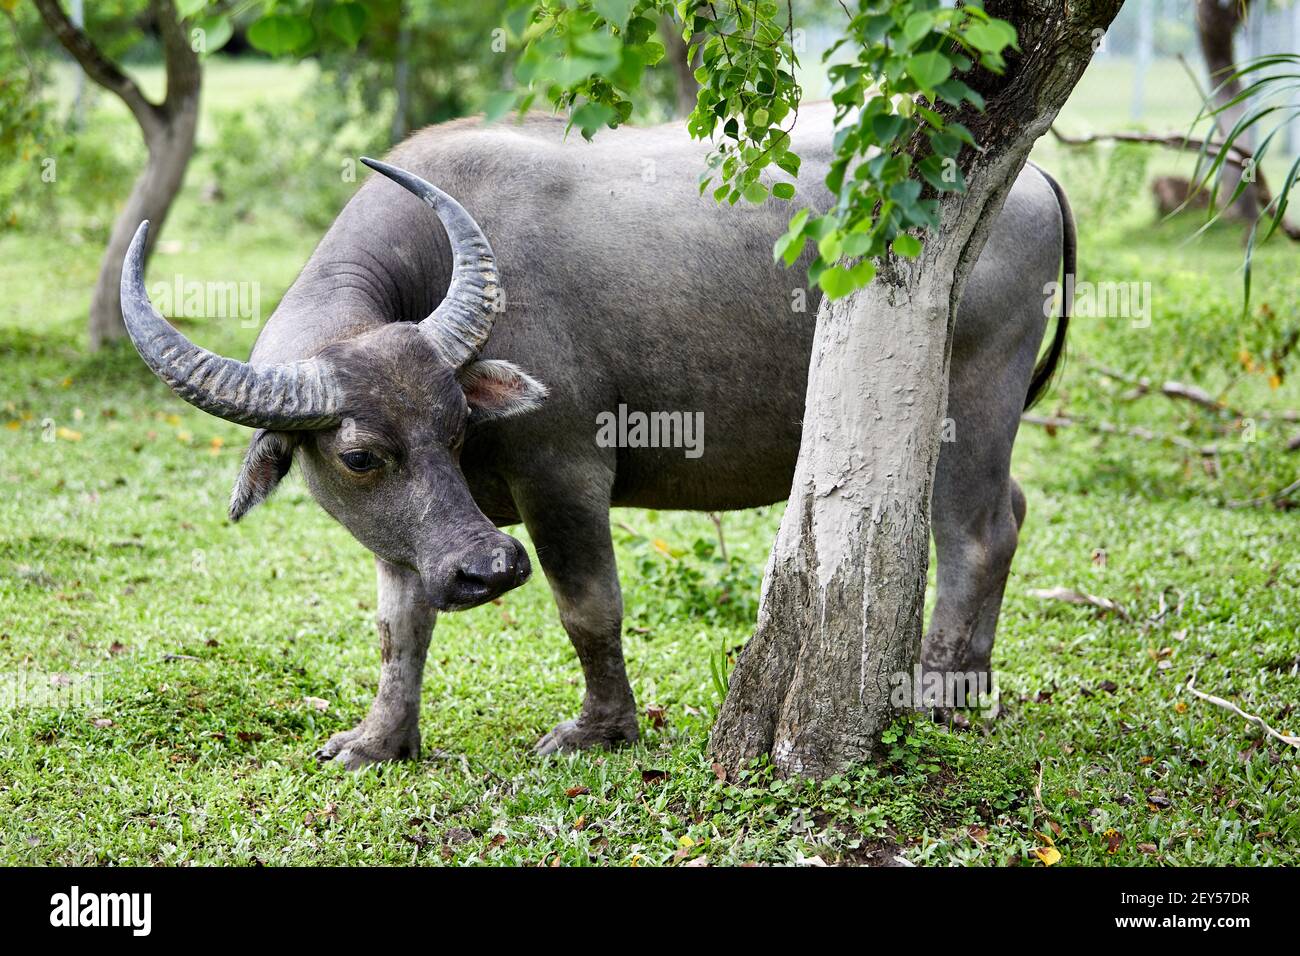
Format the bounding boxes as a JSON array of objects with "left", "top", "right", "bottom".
[{"left": 120, "top": 159, "right": 544, "bottom": 611}]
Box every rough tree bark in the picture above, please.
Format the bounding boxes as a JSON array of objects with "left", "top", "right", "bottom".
[
  {"left": 1196, "top": 0, "right": 1259, "bottom": 220},
  {"left": 34, "top": 0, "right": 201, "bottom": 349},
  {"left": 711, "top": 1, "right": 1126, "bottom": 779}
]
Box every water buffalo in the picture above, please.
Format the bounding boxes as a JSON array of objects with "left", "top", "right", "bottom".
[{"left": 121, "top": 100, "right": 1074, "bottom": 768}]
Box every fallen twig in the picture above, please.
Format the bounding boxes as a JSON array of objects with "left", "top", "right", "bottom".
[
  {"left": 1022, "top": 413, "right": 1223, "bottom": 457},
  {"left": 1088, "top": 363, "right": 1300, "bottom": 423},
  {"left": 1028, "top": 586, "right": 1131, "bottom": 621},
  {"left": 1226, "top": 477, "right": 1300, "bottom": 509},
  {"left": 1186, "top": 669, "right": 1300, "bottom": 748}
]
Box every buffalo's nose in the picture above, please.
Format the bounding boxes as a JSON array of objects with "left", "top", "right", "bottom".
[{"left": 445, "top": 538, "right": 530, "bottom": 608}]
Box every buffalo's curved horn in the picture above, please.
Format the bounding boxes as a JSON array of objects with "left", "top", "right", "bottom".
[
  {"left": 361, "top": 157, "right": 500, "bottom": 368},
  {"left": 120, "top": 221, "right": 342, "bottom": 430}
]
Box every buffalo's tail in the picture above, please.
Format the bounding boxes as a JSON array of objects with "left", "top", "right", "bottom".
[{"left": 1024, "top": 165, "right": 1075, "bottom": 411}]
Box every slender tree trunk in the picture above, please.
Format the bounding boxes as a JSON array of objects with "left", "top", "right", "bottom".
[
  {"left": 711, "top": 0, "right": 1126, "bottom": 779},
  {"left": 661, "top": 17, "right": 699, "bottom": 118},
  {"left": 89, "top": 95, "right": 198, "bottom": 347},
  {"left": 1197, "top": 0, "right": 1259, "bottom": 220},
  {"left": 34, "top": 0, "right": 200, "bottom": 349},
  {"left": 392, "top": 2, "right": 411, "bottom": 142}
]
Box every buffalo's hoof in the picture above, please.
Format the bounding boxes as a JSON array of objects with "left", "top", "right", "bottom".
[
  {"left": 315, "top": 723, "right": 420, "bottom": 770},
  {"left": 535, "top": 715, "right": 639, "bottom": 755}
]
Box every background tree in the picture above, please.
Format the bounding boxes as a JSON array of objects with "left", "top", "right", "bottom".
[
  {"left": 508, "top": 0, "right": 1124, "bottom": 777},
  {"left": 33, "top": 0, "right": 200, "bottom": 349},
  {"left": 1196, "top": 0, "right": 1259, "bottom": 219}
]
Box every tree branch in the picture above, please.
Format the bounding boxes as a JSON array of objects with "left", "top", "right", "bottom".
[
  {"left": 1050, "top": 125, "right": 1300, "bottom": 241},
  {"left": 32, "top": 0, "right": 164, "bottom": 137},
  {"left": 153, "top": 0, "right": 201, "bottom": 113}
]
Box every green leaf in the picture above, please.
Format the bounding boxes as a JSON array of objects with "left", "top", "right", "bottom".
[
  {"left": 325, "top": 3, "right": 367, "bottom": 49},
  {"left": 871, "top": 113, "right": 909, "bottom": 145},
  {"left": 593, "top": 0, "right": 637, "bottom": 28},
  {"left": 774, "top": 230, "right": 803, "bottom": 266},
  {"left": 193, "top": 14, "right": 232, "bottom": 55},
  {"left": 902, "top": 11, "right": 935, "bottom": 48},
  {"left": 819, "top": 260, "right": 876, "bottom": 300},
  {"left": 743, "top": 181, "right": 769, "bottom": 204},
  {"left": 483, "top": 89, "right": 516, "bottom": 123},
  {"left": 571, "top": 101, "right": 616, "bottom": 139},
  {"left": 892, "top": 234, "right": 923, "bottom": 258},
  {"left": 776, "top": 150, "right": 801, "bottom": 177},
  {"left": 904, "top": 51, "right": 953, "bottom": 92},
  {"left": 247, "top": 14, "right": 315, "bottom": 56},
  {"left": 774, "top": 208, "right": 810, "bottom": 265},
  {"left": 964, "top": 20, "right": 1018, "bottom": 55},
  {"left": 176, "top": 0, "right": 208, "bottom": 18},
  {"left": 772, "top": 182, "right": 795, "bottom": 201}
]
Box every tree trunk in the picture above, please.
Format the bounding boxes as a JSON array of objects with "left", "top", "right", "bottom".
[
  {"left": 34, "top": 0, "right": 200, "bottom": 349},
  {"left": 661, "top": 17, "right": 698, "bottom": 118},
  {"left": 711, "top": 0, "right": 1126, "bottom": 779},
  {"left": 392, "top": 2, "right": 411, "bottom": 142},
  {"left": 89, "top": 95, "right": 199, "bottom": 347},
  {"left": 1197, "top": 0, "right": 1259, "bottom": 220}
]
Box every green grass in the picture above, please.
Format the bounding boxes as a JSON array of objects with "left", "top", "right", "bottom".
[{"left": 2, "top": 59, "right": 1299, "bottom": 866}]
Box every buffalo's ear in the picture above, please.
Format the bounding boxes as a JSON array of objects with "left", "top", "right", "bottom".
[
  {"left": 457, "top": 360, "right": 548, "bottom": 423},
  {"left": 229, "top": 429, "right": 298, "bottom": 522}
]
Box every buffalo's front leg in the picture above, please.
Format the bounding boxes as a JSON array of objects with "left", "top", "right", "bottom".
[
  {"left": 316, "top": 557, "right": 435, "bottom": 769},
  {"left": 517, "top": 476, "right": 638, "bottom": 754}
]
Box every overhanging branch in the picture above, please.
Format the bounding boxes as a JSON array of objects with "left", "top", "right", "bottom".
[
  {"left": 1050, "top": 125, "right": 1300, "bottom": 240},
  {"left": 32, "top": 0, "right": 165, "bottom": 138}
]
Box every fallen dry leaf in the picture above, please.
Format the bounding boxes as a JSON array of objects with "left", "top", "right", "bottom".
[
  {"left": 1104, "top": 828, "right": 1123, "bottom": 854},
  {"left": 302, "top": 696, "right": 329, "bottom": 713},
  {"left": 1033, "top": 845, "right": 1061, "bottom": 866},
  {"left": 565, "top": 785, "right": 590, "bottom": 798},
  {"left": 645, "top": 704, "right": 667, "bottom": 729}
]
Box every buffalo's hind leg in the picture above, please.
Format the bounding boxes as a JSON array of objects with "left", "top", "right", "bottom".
[
  {"left": 316, "top": 557, "right": 435, "bottom": 769},
  {"left": 922, "top": 472, "right": 1024, "bottom": 717},
  {"left": 516, "top": 473, "right": 638, "bottom": 754},
  {"left": 921, "top": 166, "right": 1061, "bottom": 716}
]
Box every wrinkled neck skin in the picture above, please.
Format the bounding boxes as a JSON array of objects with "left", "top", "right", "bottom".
[{"left": 248, "top": 180, "right": 453, "bottom": 366}]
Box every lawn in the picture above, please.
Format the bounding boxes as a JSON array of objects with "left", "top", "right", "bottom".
[{"left": 1, "top": 56, "right": 1298, "bottom": 866}]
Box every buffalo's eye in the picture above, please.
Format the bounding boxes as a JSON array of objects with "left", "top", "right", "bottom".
[{"left": 339, "top": 450, "right": 382, "bottom": 473}]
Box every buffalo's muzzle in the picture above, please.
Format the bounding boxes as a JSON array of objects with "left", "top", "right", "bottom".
[{"left": 435, "top": 536, "right": 531, "bottom": 610}]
